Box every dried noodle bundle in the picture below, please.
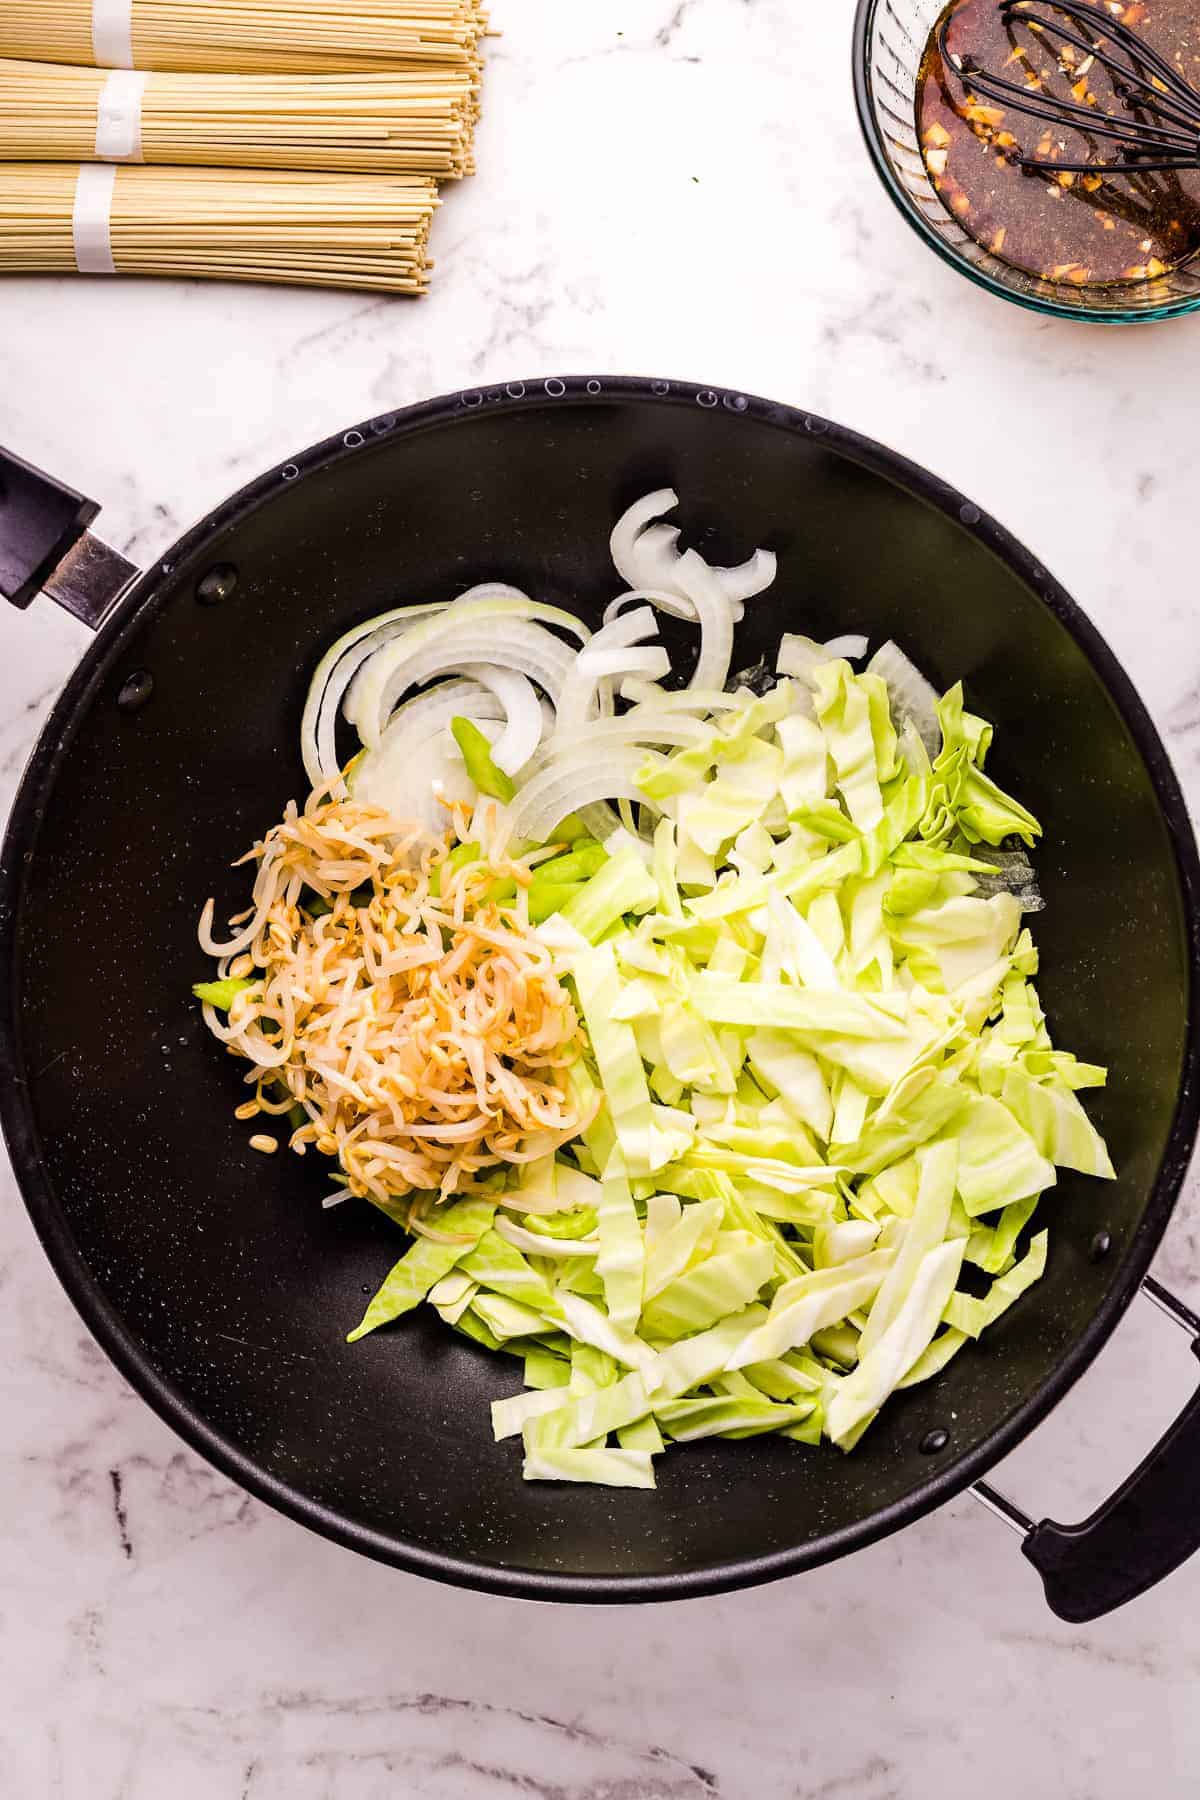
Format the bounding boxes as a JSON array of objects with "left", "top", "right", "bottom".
[
  {"left": 0, "top": 1, "right": 490, "bottom": 76},
  {"left": 0, "top": 163, "right": 439, "bottom": 292},
  {"left": 0, "top": 57, "right": 479, "bottom": 177}
]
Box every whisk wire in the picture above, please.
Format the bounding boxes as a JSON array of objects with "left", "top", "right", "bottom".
[
  {"left": 1000, "top": 6, "right": 1200, "bottom": 141},
  {"left": 937, "top": 23, "right": 1196, "bottom": 153},
  {"left": 1002, "top": 0, "right": 1200, "bottom": 116},
  {"left": 939, "top": 0, "right": 1200, "bottom": 174}
]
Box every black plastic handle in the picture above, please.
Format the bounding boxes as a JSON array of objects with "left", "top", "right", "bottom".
[
  {"left": 1024, "top": 1333, "right": 1200, "bottom": 1622},
  {"left": 0, "top": 446, "right": 100, "bottom": 610}
]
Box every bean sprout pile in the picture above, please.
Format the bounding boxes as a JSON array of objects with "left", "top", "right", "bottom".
[{"left": 198, "top": 788, "right": 589, "bottom": 1212}]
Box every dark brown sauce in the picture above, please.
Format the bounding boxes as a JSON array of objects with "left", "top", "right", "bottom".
[{"left": 917, "top": 0, "right": 1200, "bottom": 285}]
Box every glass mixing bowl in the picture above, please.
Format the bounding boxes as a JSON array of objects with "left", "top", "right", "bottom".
[{"left": 852, "top": 0, "right": 1200, "bottom": 323}]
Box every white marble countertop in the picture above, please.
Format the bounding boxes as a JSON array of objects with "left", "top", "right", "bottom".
[{"left": 3, "top": 3, "right": 1200, "bottom": 1795}]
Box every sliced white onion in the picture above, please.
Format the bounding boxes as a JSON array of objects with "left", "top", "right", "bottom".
[
  {"left": 777, "top": 633, "right": 867, "bottom": 684},
  {"left": 603, "top": 584, "right": 744, "bottom": 627},
  {"left": 623, "top": 522, "right": 686, "bottom": 594},
  {"left": 365, "top": 625, "right": 576, "bottom": 736},
  {"left": 300, "top": 602, "right": 446, "bottom": 787},
  {"left": 519, "top": 714, "right": 704, "bottom": 782},
  {"left": 673, "top": 549, "right": 735, "bottom": 692},
  {"left": 459, "top": 663, "right": 544, "bottom": 775},
  {"left": 609, "top": 489, "right": 776, "bottom": 611},
  {"left": 350, "top": 680, "right": 504, "bottom": 829},
  {"left": 576, "top": 604, "right": 660, "bottom": 653},
  {"left": 867, "top": 640, "right": 941, "bottom": 755},
  {"left": 564, "top": 708, "right": 710, "bottom": 748},
  {"left": 561, "top": 648, "right": 670, "bottom": 734},
  {"left": 345, "top": 601, "right": 585, "bottom": 747},
  {"left": 713, "top": 547, "right": 777, "bottom": 604},
  {"left": 776, "top": 635, "right": 820, "bottom": 681},
  {"left": 296, "top": 499, "right": 889, "bottom": 858},
  {"left": 618, "top": 678, "right": 744, "bottom": 713},
  {"left": 666, "top": 545, "right": 767, "bottom": 612},
  {"left": 823, "top": 633, "right": 869, "bottom": 661},
  {"left": 364, "top": 678, "right": 503, "bottom": 749},
  {"left": 554, "top": 606, "right": 664, "bottom": 736},
  {"left": 610, "top": 488, "right": 679, "bottom": 591},
  {"left": 508, "top": 748, "right": 670, "bottom": 843},
  {"left": 457, "top": 582, "right": 534, "bottom": 605}
]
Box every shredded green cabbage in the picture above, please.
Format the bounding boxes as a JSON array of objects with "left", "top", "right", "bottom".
[
  {"left": 335, "top": 500, "right": 1114, "bottom": 1490},
  {"left": 193, "top": 976, "right": 258, "bottom": 1012},
  {"left": 347, "top": 1197, "right": 496, "bottom": 1342}
]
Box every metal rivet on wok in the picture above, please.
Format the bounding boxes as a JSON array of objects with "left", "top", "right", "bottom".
[
  {"left": 116, "top": 670, "right": 154, "bottom": 712},
  {"left": 919, "top": 1428, "right": 949, "bottom": 1455},
  {"left": 1089, "top": 1230, "right": 1113, "bottom": 1262},
  {"left": 196, "top": 563, "right": 238, "bottom": 606}
]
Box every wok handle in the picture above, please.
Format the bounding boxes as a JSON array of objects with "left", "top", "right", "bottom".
[
  {"left": 1023, "top": 1347, "right": 1200, "bottom": 1623},
  {"left": 977, "top": 1278, "right": 1200, "bottom": 1623},
  {"left": 0, "top": 444, "right": 136, "bottom": 627}
]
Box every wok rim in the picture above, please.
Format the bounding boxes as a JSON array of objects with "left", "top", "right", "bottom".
[{"left": 2, "top": 373, "right": 1197, "bottom": 1603}]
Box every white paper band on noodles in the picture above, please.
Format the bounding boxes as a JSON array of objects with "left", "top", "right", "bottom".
[
  {"left": 72, "top": 165, "right": 118, "bottom": 275},
  {"left": 95, "top": 70, "right": 147, "bottom": 161},
  {"left": 92, "top": 0, "right": 135, "bottom": 69}
]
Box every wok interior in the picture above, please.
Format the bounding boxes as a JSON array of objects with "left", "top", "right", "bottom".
[{"left": 12, "top": 395, "right": 1190, "bottom": 1587}]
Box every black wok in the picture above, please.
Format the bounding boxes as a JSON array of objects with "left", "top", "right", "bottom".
[{"left": 1, "top": 376, "right": 1198, "bottom": 1617}]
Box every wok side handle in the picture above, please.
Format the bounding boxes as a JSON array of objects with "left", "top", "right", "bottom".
[
  {"left": 977, "top": 1278, "right": 1200, "bottom": 1623},
  {"left": 0, "top": 445, "right": 136, "bottom": 627}
]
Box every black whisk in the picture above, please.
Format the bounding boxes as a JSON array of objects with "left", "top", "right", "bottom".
[{"left": 939, "top": 0, "right": 1200, "bottom": 174}]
